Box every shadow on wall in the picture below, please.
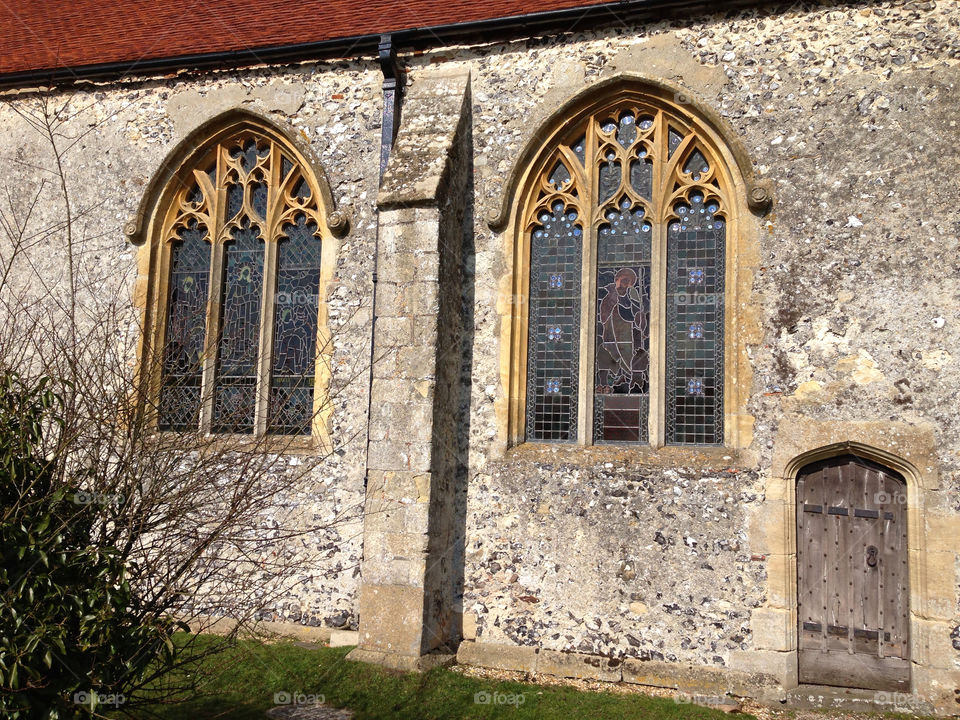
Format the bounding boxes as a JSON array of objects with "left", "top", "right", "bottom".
[{"left": 424, "top": 90, "right": 473, "bottom": 654}]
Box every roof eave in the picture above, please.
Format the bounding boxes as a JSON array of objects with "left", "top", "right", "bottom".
[{"left": 0, "top": 0, "right": 766, "bottom": 90}]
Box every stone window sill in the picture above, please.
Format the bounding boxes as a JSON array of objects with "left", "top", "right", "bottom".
[
  {"left": 148, "top": 431, "right": 328, "bottom": 458},
  {"left": 504, "top": 441, "right": 752, "bottom": 472}
]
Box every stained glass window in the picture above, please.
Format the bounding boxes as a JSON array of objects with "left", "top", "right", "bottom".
[
  {"left": 595, "top": 200, "right": 651, "bottom": 443},
  {"left": 666, "top": 192, "right": 724, "bottom": 444},
  {"left": 211, "top": 222, "right": 264, "bottom": 433},
  {"left": 155, "top": 129, "right": 326, "bottom": 437},
  {"left": 526, "top": 198, "right": 582, "bottom": 442},
  {"left": 269, "top": 214, "right": 322, "bottom": 435},
  {"left": 523, "top": 102, "right": 730, "bottom": 446},
  {"left": 158, "top": 220, "right": 210, "bottom": 430}
]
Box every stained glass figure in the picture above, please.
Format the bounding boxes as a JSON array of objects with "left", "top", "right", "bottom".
[
  {"left": 212, "top": 220, "right": 264, "bottom": 433},
  {"left": 159, "top": 221, "right": 210, "bottom": 430},
  {"left": 527, "top": 202, "right": 582, "bottom": 441},
  {"left": 594, "top": 201, "right": 650, "bottom": 443},
  {"left": 666, "top": 193, "right": 724, "bottom": 444},
  {"left": 268, "top": 214, "right": 322, "bottom": 434}
]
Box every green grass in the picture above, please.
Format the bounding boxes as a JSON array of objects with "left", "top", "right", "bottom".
[{"left": 130, "top": 635, "right": 752, "bottom": 720}]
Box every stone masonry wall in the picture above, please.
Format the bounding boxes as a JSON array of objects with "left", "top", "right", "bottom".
[{"left": 424, "top": 81, "right": 473, "bottom": 653}]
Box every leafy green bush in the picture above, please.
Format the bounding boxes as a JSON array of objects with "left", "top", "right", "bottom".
[{"left": 0, "top": 372, "right": 184, "bottom": 719}]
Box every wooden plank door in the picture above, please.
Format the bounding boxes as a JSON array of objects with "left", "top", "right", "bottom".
[{"left": 796, "top": 454, "right": 910, "bottom": 691}]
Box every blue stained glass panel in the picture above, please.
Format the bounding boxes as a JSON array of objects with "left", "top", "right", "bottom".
[
  {"left": 231, "top": 138, "right": 269, "bottom": 173},
  {"left": 226, "top": 183, "right": 244, "bottom": 221},
  {"left": 251, "top": 181, "right": 268, "bottom": 219},
  {"left": 668, "top": 127, "right": 685, "bottom": 157},
  {"left": 683, "top": 149, "right": 710, "bottom": 179},
  {"left": 548, "top": 160, "right": 571, "bottom": 190},
  {"left": 571, "top": 135, "right": 586, "bottom": 165},
  {"left": 293, "top": 177, "right": 311, "bottom": 200},
  {"left": 630, "top": 158, "right": 653, "bottom": 199},
  {"left": 268, "top": 215, "right": 322, "bottom": 435},
  {"left": 280, "top": 156, "right": 294, "bottom": 181},
  {"left": 616, "top": 112, "right": 637, "bottom": 148}
]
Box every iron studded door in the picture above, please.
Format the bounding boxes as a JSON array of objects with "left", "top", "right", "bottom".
[{"left": 796, "top": 455, "right": 910, "bottom": 691}]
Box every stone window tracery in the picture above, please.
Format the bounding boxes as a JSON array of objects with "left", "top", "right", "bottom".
[
  {"left": 153, "top": 129, "right": 328, "bottom": 437},
  {"left": 523, "top": 101, "right": 731, "bottom": 446}
]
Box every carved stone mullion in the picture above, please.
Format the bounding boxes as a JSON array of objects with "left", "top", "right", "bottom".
[
  {"left": 265, "top": 145, "right": 289, "bottom": 243},
  {"left": 254, "top": 237, "right": 277, "bottom": 437},
  {"left": 199, "top": 144, "right": 230, "bottom": 433},
  {"left": 253, "top": 141, "right": 291, "bottom": 437},
  {"left": 579, "top": 113, "right": 601, "bottom": 445},
  {"left": 648, "top": 110, "right": 669, "bottom": 447},
  {"left": 147, "top": 231, "right": 176, "bottom": 430}
]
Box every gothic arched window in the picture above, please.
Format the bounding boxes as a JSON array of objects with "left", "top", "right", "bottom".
[
  {"left": 138, "top": 117, "right": 344, "bottom": 439},
  {"left": 499, "top": 83, "right": 768, "bottom": 448}
]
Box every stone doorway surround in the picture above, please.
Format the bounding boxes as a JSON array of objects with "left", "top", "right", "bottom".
[{"left": 743, "top": 416, "right": 959, "bottom": 712}]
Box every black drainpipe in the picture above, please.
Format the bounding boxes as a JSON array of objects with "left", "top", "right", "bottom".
[
  {"left": 378, "top": 34, "right": 404, "bottom": 178},
  {"left": 363, "top": 34, "right": 404, "bottom": 492}
]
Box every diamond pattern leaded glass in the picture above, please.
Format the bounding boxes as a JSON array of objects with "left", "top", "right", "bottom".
[
  {"left": 156, "top": 130, "right": 326, "bottom": 436},
  {"left": 522, "top": 102, "right": 729, "bottom": 447},
  {"left": 526, "top": 201, "right": 582, "bottom": 441},
  {"left": 666, "top": 191, "right": 724, "bottom": 444}
]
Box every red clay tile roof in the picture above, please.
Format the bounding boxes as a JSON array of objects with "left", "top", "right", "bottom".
[{"left": 0, "top": 0, "right": 617, "bottom": 77}]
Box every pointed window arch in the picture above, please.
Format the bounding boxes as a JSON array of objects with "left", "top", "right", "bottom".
[
  {"left": 498, "top": 78, "right": 769, "bottom": 447},
  {"left": 135, "top": 114, "right": 345, "bottom": 439}
]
